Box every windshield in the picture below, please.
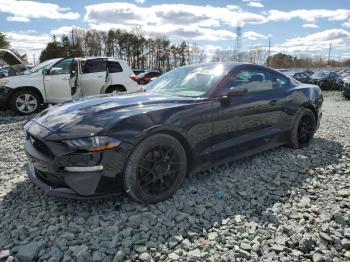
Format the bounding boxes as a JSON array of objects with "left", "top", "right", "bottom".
[
  {"left": 27, "top": 58, "right": 61, "bottom": 74},
  {"left": 312, "top": 71, "right": 327, "bottom": 79},
  {"left": 145, "top": 64, "right": 226, "bottom": 97}
]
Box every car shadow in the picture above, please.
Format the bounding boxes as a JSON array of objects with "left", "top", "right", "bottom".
[{"left": 0, "top": 137, "right": 343, "bottom": 261}]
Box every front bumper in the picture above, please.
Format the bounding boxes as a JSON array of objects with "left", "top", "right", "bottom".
[
  {"left": 24, "top": 132, "right": 133, "bottom": 199},
  {"left": 26, "top": 163, "right": 120, "bottom": 199}
]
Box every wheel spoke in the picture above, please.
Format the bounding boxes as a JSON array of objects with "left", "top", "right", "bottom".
[
  {"left": 18, "top": 104, "right": 26, "bottom": 111},
  {"left": 17, "top": 97, "right": 25, "bottom": 103},
  {"left": 137, "top": 143, "right": 181, "bottom": 196}
]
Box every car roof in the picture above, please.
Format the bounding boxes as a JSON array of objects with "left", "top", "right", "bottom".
[{"left": 76, "top": 57, "right": 127, "bottom": 63}]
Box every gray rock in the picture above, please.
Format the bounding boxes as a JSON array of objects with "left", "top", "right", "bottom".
[
  {"left": 138, "top": 252, "right": 152, "bottom": 262},
  {"left": 271, "top": 244, "right": 286, "bottom": 252},
  {"left": 0, "top": 250, "right": 10, "bottom": 261},
  {"left": 240, "top": 242, "right": 251, "bottom": 251},
  {"left": 312, "top": 253, "right": 324, "bottom": 262},
  {"left": 208, "top": 232, "right": 218, "bottom": 241},
  {"left": 319, "top": 232, "right": 332, "bottom": 242},
  {"left": 168, "top": 253, "right": 180, "bottom": 261},
  {"left": 341, "top": 238, "right": 350, "bottom": 250},
  {"left": 112, "top": 251, "right": 125, "bottom": 262},
  {"left": 338, "top": 189, "right": 350, "bottom": 197},
  {"left": 17, "top": 240, "right": 46, "bottom": 261},
  {"left": 93, "top": 251, "right": 105, "bottom": 262},
  {"left": 236, "top": 248, "right": 251, "bottom": 259},
  {"left": 300, "top": 237, "right": 316, "bottom": 252},
  {"left": 187, "top": 249, "right": 202, "bottom": 258}
]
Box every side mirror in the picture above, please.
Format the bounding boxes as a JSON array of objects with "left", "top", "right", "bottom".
[
  {"left": 227, "top": 86, "right": 248, "bottom": 97},
  {"left": 42, "top": 69, "right": 49, "bottom": 75}
]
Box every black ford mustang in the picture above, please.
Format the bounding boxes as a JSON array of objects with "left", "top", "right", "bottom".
[{"left": 24, "top": 63, "right": 323, "bottom": 203}]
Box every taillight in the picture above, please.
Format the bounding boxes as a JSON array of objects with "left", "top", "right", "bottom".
[{"left": 130, "top": 75, "right": 138, "bottom": 82}]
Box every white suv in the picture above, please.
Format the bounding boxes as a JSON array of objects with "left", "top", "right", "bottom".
[{"left": 0, "top": 57, "right": 141, "bottom": 115}]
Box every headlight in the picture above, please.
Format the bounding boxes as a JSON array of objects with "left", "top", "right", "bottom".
[
  {"left": 0, "top": 80, "right": 9, "bottom": 88},
  {"left": 63, "top": 136, "right": 121, "bottom": 152}
]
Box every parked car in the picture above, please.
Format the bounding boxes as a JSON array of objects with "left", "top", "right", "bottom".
[
  {"left": 302, "top": 69, "right": 314, "bottom": 76},
  {"left": 132, "top": 69, "right": 147, "bottom": 75},
  {"left": 293, "top": 72, "right": 314, "bottom": 84},
  {"left": 343, "top": 75, "right": 350, "bottom": 99},
  {"left": 311, "top": 71, "right": 343, "bottom": 90},
  {"left": 0, "top": 57, "right": 141, "bottom": 115},
  {"left": 134, "top": 70, "right": 162, "bottom": 85},
  {"left": 0, "top": 49, "right": 28, "bottom": 78},
  {"left": 24, "top": 62, "right": 323, "bottom": 203},
  {"left": 0, "top": 66, "right": 10, "bottom": 78}
]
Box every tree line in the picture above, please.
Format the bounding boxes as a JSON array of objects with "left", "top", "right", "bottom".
[{"left": 39, "top": 27, "right": 206, "bottom": 72}]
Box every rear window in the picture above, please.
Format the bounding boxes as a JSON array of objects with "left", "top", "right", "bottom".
[{"left": 107, "top": 61, "right": 123, "bottom": 73}]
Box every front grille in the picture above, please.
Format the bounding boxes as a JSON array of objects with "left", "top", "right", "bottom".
[{"left": 30, "top": 135, "right": 55, "bottom": 158}]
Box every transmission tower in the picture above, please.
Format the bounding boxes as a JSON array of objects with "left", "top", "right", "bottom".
[{"left": 234, "top": 20, "right": 243, "bottom": 61}]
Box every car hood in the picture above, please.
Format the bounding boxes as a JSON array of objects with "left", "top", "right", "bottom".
[
  {"left": 0, "top": 49, "right": 27, "bottom": 72},
  {"left": 29, "top": 92, "right": 198, "bottom": 139}
]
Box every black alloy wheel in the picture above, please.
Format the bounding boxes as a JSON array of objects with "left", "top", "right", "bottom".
[
  {"left": 124, "top": 133, "right": 187, "bottom": 203},
  {"left": 137, "top": 145, "right": 180, "bottom": 195},
  {"left": 297, "top": 115, "right": 316, "bottom": 146},
  {"left": 288, "top": 108, "right": 316, "bottom": 149}
]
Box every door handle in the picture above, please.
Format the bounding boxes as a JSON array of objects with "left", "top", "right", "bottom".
[{"left": 269, "top": 99, "right": 278, "bottom": 105}]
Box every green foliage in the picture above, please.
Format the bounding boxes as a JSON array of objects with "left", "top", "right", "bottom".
[
  {"left": 0, "top": 32, "right": 10, "bottom": 49},
  {"left": 40, "top": 34, "right": 84, "bottom": 62},
  {"left": 39, "top": 27, "right": 203, "bottom": 72}
]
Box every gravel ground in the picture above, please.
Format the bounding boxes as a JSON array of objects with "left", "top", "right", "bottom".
[{"left": 0, "top": 92, "right": 350, "bottom": 262}]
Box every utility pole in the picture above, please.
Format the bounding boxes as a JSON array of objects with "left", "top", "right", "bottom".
[
  {"left": 71, "top": 30, "right": 75, "bottom": 46},
  {"left": 33, "top": 54, "right": 36, "bottom": 65},
  {"left": 328, "top": 43, "right": 332, "bottom": 66},
  {"left": 267, "top": 37, "right": 271, "bottom": 67},
  {"left": 234, "top": 20, "right": 243, "bottom": 62}
]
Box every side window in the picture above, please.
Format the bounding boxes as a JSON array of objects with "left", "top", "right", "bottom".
[
  {"left": 82, "top": 59, "right": 106, "bottom": 74},
  {"left": 50, "top": 58, "right": 73, "bottom": 75},
  {"left": 107, "top": 61, "right": 123, "bottom": 73},
  {"left": 272, "top": 73, "right": 289, "bottom": 89},
  {"left": 227, "top": 69, "right": 273, "bottom": 93}
]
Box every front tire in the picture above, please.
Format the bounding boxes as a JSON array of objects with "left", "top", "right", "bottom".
[
  {"left": 288, "top": 108, "right": 316, "bottom": 149},
  {"left": 124, "top": 133, "right": 187, "bottom": 204},
  {"left": 9, "top": 89, "right": 42, "bottom": 115}
]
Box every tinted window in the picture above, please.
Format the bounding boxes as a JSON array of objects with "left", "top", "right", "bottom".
[
  {"left": 82, "top": 59, "right": 106, "bottom": 74},
  {"left": 272, "top": 73, "right": 289, "bottom": 89},
  {"left": 107, "top": 61, "right": 123, "bottom": 73},
  {"left": 50, "top": 58, "right": 74, "bottom": 75},
  {"left": 228, "top": 69, "right": 273, "bottom": 93}
]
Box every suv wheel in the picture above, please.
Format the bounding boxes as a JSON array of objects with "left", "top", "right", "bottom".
[
  {"left": 10, "top": 89, "right": 41, "bottom": 115},
  {"left": 124, "top": 133, "right": 187, "bottom": 203}
]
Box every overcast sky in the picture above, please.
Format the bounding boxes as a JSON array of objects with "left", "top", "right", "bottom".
[{"left": 1, "top": 0, "right": 350, "bottom": 63}]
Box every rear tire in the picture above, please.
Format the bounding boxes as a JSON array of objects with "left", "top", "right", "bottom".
[
  {"left": 9, "top": 89, "right": 42, "bottom": 115},
  {"left": 124, "top": 133, "right": 187, "bottom": 203},
  {"left": 288, "top": 108, "right": 316, "bottom": 149},
  {"left": 106, "top": 86, "right": 126, "bottom": 94}
]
